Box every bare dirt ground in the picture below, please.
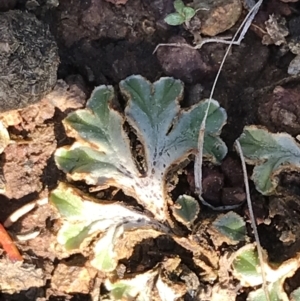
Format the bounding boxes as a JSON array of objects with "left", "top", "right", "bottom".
[{"left": 1, "top": 0, "right": 300, "bottom": 300}]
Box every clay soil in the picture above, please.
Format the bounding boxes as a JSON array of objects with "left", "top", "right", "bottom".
[{"left": 2, "top": 0, "right": 300, "bottom": 300}]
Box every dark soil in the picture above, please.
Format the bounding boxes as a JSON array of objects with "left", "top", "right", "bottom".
[{"left": 1, "top": 0, "right": 300, "bottom": 300}]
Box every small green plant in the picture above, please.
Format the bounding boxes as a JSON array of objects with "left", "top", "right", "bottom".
[
  {"left": 231, "top": 244, "right": 300, "bottom": 301},
  {"left": 6, "top": 0, "right": 300, "bottom": 298},
  {"left": 164, "top": 0, "right": 196, "bottom": 26},
  {"left": 212, "top": 211, "right": 246, "bottom": 244},
  {"left": 51, "top": 75, "right": 227, "bottom": 299},
  {"left": 172, "top": 195, "right": 199, "bottom": 229},
  {"left": 49, "top": 74, "right": 300, "bottom": 300},
  {"left": 54, "top": 75, "right": 227, "bottom": 224},
  {"left": 237, "top": 126, "right": 300, "bottom": 195}
]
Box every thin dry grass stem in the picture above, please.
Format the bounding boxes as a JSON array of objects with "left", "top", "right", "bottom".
[
  {"left": 4, "top": 197, "right": 48, "bottom": 228},
  {"left": 194, "top": 0, "right": 263, "bottom": 200},
  {"left": 193, "top": 2, "right": 268, "bottom": 296},
  {"left": 16, "top": 230, "right": 41, "bottom": 241},
  {"left": 153, "top": 36, "right": 233, "bottom": 54},
  {"left": 235, "top": 140, "right": 270, "bottom": 301}
]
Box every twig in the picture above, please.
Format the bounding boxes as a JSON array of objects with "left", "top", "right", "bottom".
[
  {"left": 199, "top": 198, "right": 243, "bottom": 211},
  {"left": 16, "top": 230, "right": 41, "bottom": 241},
  {"left": 235, "top": 140, "right": 270, "bottom": 301},
  {"left": 0, "top": 223, "right": 23, "bottom": 262},
  {"left": 4, "top": 197, "right": 48, "bottom": 228},
  {"left": 153, "top": 36, "right": 233, "bottom": 54}
]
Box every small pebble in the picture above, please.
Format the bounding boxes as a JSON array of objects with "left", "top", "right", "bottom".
[
  {"left": 288, "top": 54, "right": 300, "bottom": 75},
  {"left": 195, "top": 0, "right": 242, "bottom": 37}
]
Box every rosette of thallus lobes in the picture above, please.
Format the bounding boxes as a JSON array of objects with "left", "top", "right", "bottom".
[{"left": 50, "top": 75, "right": 227, "bottom": 276}]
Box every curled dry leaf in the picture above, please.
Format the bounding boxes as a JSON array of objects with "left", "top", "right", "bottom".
[
  {"left": 51, "top": 182, "right": 205, "bottom": 300},
  {"left": 262, "top": 15, "right": 289, "bottom": 46}
]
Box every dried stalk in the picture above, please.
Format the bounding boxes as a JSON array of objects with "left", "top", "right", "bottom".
[
  {"left": 235, "top": 140, "right": 270, "bottom": 301},
  {"left": 194, "top": 0, "right": 263, "bottom": 202}
]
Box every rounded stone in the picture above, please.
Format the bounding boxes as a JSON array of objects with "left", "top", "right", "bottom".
[
  {"left": 195, "top": 0, "right": 242, "bottom": 37},
  {"left": 258, "top": 86, "right": 300, "bottom": 136},
  {"left": 0, "top": 10, "right": 59, "bottom": 112}
]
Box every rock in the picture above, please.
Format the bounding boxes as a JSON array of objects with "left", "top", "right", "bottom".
[
  {"left": 288, "top": 54, "right": 300, "bottom": 75},
  {"left": 51, "top": 261, "right": 97, "bottom": 294},
  {"left": 221, "top": 156, "right": 244, "bottom": 187},
  {"left": 222, "top": 187, "right": 245, "bottom": 206},
  {"left": 194, "top": 0, "right": 242, "bottom": 37},
  {"left": 0, "top": 259, "right": 45, "bottom": 294},
  {"left": 0, "top": 10, "right": 59, "bottom": 112},
  {"left": 265, "top": 0, "right": 292, "bottom": 17},
  {"left": 3, "top": 125, "right": 56, "bottom": 199},
  {"left": 44, "top": 77, "right": 87, "bottom": 112},
  {"left": 156, "top": 36, "right": 212, "bottom": 83},
  {"left": 258, "top": 86, "right": 300, "bottom": 136},
  {"left": 202, "top": 166, "right": 224, "bottom": 207},
  {"left": 18, "top": 98, "right": 55, "bottom": 132}
]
